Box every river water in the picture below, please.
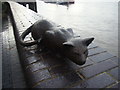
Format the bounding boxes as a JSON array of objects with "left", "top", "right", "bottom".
[{"left": 36, "top": 0, "right": 118, "bottom": 57}]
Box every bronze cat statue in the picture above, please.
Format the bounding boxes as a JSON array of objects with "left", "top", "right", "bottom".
[{"left": 20, "top": 20, "right": 94, "bottom": 65}]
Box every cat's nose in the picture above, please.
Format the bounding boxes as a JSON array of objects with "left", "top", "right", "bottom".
[
  {"left": 76, "top": 60, "right": 86, "bottom": 65},
  {"left": 82, "top": 61, "right": 86, "bottom": 65}
]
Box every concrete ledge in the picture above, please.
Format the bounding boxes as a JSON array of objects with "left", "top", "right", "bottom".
[
  {"left": 6, "top": 1, "right": 119, "bottom": 88},
  {"left": 2, "top": 13, "right": 27, "bottom": 88}
]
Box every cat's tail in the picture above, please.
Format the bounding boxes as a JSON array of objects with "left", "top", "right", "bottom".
[{"left": 19, "top": 26, "right": 38, "bottom": 46}]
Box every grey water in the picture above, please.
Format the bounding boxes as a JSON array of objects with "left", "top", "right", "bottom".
[{"left": 36, "top": 0, "right": 118, "bottom": 57}]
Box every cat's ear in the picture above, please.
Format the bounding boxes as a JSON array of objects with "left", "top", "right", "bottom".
[
  {"left": 63, "top": 41, "right": 74, "bottom": 47},
  {"left": 82, "top": 37, "right": 94, "bottom": 46}
]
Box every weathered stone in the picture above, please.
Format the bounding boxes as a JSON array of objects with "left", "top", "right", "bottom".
[
  {"left": 34, "top": 72, "right": 82, "bottom": 88},
  {"left": 25, "top": 55, "right": 41, "bottom": 65},
  {"left": 88, "top": 47, "right": 106, "bottom": 56},
  {"left": 111, "top": 83, "right": 119, "bottom": 88},
  {"left": 26, "top": 69, "right": 51, "bottom": 86},
  {"left": 109, "top": 56, "right": 119, "bottom": 65},
  {"left": 26, "top": 61, "right": 46, "bottom": 72},
  {"left": 89, "top": 52, "right": 115, "bottom": 62},
  {"left": 72, "top": 73, "right": 116, "bottom": 88},
  {"left": 107, "top": 67, "right": 119, "bottom": 81},
  {"left": 24, "top": 50, "right": 36, "bottom": 58},
  {"left": 78, "top": 60, "right": 118, "bottom": 78}
]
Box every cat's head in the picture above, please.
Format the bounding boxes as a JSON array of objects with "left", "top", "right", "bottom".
[{"left": 63, "top": 37, "right": 94, "bottom": 65}]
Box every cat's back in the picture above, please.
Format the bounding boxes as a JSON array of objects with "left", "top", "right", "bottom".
[
  {"left": 32, "top": 20, "right": 54, "bottom": 30},
  {"left": 31, "top": 20, "right": 54, "bottom": 40},
  {"left": 43, "top": 28, "right": 74, "bottom": 49}
]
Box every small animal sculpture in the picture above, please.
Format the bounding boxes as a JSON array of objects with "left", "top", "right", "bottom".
[{"left": 20, "top": 19, "right": 94, "bottom": 65}]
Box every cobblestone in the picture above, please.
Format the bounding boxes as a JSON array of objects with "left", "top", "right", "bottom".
[
  {"left": 109, "top": 56, "right": 119, "bottom": 65},
  {"left": 34, "top": 72, "right": 82, "bottom": 88},
  {"left": 88, "top": 46, "right": 106, "bottom": 56},
  {"left": 26, "top": 61, "right": 47, "bottom": 72},
  {"left": 25, "top": 55, "right": 41, "bottom": 65},
  {"left": 110, "top": 83, "right": 119, "bottom": 88},
  {"left": 107, "top": 67, "right": 119, "bottom": 81},
  {"left": 24, "top": 50, "right": 36, "bottom": 58},
  {"left": 89, "top": 52, "right": 115, "bottom": 62},
  {"left": 26, "top": 69, "right": 51, "bottom": 86},
  {"left": 72, "top": 73, "right": 116, "bottom": 88},
  {"left": 77, "top": 59, "right": 118, "bottom": 78}
]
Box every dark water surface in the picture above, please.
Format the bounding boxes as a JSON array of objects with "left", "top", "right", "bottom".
[{"left": 36, "top": 0, "right": 118, "bottom": 57}]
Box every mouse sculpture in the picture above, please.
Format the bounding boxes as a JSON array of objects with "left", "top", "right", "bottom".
[{"left": 20, "top": 19, "right": 94, "bottom": 65}]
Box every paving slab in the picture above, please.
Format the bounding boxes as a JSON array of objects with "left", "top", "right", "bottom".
[
  {"left": 72, "top": 73, "right": 116, "bottom": 88},
  {"left": 89, "top": 52, "right": 115, "bottom": 63},
  {"left": 34, "top": 72, "right": 83, "bottom": 88},
  {"left": 110, "top": 83, "right": 119, "bottom": 88},
  {"left": 107, "top": 67, "right": 120, "bottom": 81},
  {"left": 77, "top": 59, "right": 118, "bottom": 78}
]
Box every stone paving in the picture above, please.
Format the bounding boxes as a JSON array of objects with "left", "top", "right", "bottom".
[{"left": 3, "top": 1, "right": 119, "bottom": 88}]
